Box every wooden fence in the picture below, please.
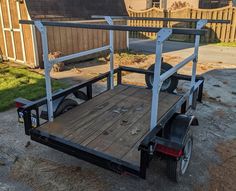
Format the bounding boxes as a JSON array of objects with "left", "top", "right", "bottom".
[
  {"left": 36, "top": 19, "right": 127, "bottom": 67},
  {"left": 129, "top": 6, "right": 236, "bottom": 43}
]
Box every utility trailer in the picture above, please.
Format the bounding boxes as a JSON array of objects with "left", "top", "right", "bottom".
[{"left": 16, "top": 17, "right": 229, "bottom": 182}]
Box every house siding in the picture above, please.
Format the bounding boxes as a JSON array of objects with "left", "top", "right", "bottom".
[
  {"left": 26, "top": 0, "right": 128, "bottom": 19},
  {"left": 125, "top": 0, "right": 148, "bottom": 10},
  {"left": 166, "top": 0, "right": 199, "bottom": 9}
]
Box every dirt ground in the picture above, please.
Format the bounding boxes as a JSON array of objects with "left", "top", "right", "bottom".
[{"left": 0, "top": 44, "right": 236, "bottom": 191}]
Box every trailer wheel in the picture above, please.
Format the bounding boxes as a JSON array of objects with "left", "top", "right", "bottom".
[
  {"left": 73, "top": 90, "right": 88, "bottom": 100},
  {"left": 166, "top": 130, "right": 193, "bottom": 182},
  {"left": 145, "top": 63, "right": 178, "bottom": 93},
  {"left": 55, "top": 99, "right": 78, "bottom": 116}
]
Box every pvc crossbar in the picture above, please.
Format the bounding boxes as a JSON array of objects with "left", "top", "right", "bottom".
[
  {"left": 19, "top": 20, "right": 206, "bottom": 35},
  {"left": 50, "top": 46, "right": 110, "bottom": 65},
  {"left": 92, "top": 15, "right": 231, "bottom": 24},
  {"left": 160, "top": 54, "right": 195, "bottom": 82}
]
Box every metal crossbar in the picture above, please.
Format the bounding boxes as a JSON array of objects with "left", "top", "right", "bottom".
[
  {"left": 19, "top": 20, "right": 206, "bottom": 35},
  {"left": 20, "top": 17, "right": 208, "bottom": 131},
  {"left": 50, "top": 46, "right": 110, "bottom": 66}
]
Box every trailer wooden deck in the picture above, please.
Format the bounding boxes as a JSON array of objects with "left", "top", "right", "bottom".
[{"left": 38, "top": 85, "right": 181, "bottom": 166}]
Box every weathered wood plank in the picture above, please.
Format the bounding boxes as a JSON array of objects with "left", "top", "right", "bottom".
[
  {"left": 85, "top": 90, "right": 172, "bottom": 153},
  {"left": 225, "top": 7, "right": 233, "bottom": 43},
  {"left": 1, "top": 0, "right": 9, "bottom": 28},
  {"left": 103, "top": 93, "right": 180, "bottom": 160},
  {"left": 211, "top": 10, "right": 218, "bottom": 42},
  {"left": 9, "top": 0, "right": 19, "bottom": 29},
  {"left": 121, "top": 133, "right": 148, "bottom": 166},
  {"left": 39, "top": 85, "right": 129, "bottom": 136},
  {"left": 47, "top": 26, "right": 55, "bottom": 52},
  {"left": 82, "top": 88, "right": 152, "bottom": 147},
  {"left": 221, "top": 9, "right": 228, "bottom": 42},
  {"left": 20, "top": 2, "right": 35, "bottom": 65},
  {"left": 230, "top": 8, "right": 236, "bottom": 42},
  {"left": 52, "top": 26, "right": 62, "bottom": 52},
  {"left": 13, "top": 31, "right": 23, "bottom": 60},
  {"left": 5, "top": 31, "right": 13, "bottom": 58},
  {"left": 65, "top": 87, "right": 140, "bottom": 141}
]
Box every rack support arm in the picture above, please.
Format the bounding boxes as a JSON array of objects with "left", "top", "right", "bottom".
[
  {"left": 189, "top": 19, "right": 207, "bottom": 107},
  {"left": 150, "top": 28, "right": 172, "bottom": 130},
  {"left": 105, "top": 16, "right": 115, "bottom": 90},
  {"left": 34, "top": 21, "right": 54, "bottom": 122}
]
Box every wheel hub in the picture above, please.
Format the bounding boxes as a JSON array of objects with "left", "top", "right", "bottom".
[
  {"left": 180, "top": 138, "right": 192, "bottom": 174},
  {"left": 149, "top": 74, "right": 172, "bottom": 91}
]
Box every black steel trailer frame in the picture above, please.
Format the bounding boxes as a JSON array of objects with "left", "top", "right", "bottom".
[
  {"left": 17, "top": 66, "right": 204, "bottom": 179},
  {"left": 17, "top": 16, "right": 227, "bottom": 181}
]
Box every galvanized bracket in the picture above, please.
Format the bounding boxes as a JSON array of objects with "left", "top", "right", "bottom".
[
  {"left": 105, "top": 16, "right": 113, "bottom": 25},
  {"left": 196, "top": 19, "right": 208, "bottom": 30},
  {"left": 156, "top": 28, "right": 173, "bottom": 43}
]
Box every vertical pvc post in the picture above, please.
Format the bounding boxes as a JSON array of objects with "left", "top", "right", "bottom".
[
  {"left": 105, "top": 16, "right": 114, "bottom": 89},
  {"left": 189, "top": 19, "right": 207, "bottom": 106},
  {"left": 150, "top": 29, "right": 172, "bottom": 130},
  {"left": 35, "top": 21, "right": 54, "bottom": 122},
  {"left": 126, "top": 31, "right": 129, "bottom": 49}
]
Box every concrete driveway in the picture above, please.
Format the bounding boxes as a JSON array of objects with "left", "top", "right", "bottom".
[
  {"left": 130, "top": 38, "right": 236, "bottom": 65},
  {"left": 1, "top": 38, "right": 236, "bottom": 191}
]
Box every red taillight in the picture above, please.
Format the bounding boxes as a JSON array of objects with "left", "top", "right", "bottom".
[
  {"left": 15, "top": 102, "right": 24, "bottom": 108},
  {"left": 155, "top": 144, "right": 183, "bottom": 158}
]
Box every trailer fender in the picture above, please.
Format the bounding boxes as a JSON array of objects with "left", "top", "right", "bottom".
[
  {"left": 169, "top": 114, "right": 198, "bottom": 145},
  {"left": 173, "top": 114, "right": 199, "bottom": 128}
]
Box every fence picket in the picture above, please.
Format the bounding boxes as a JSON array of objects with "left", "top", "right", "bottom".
[
  {"left": 128, "top": 5, "right": 236, "bottom": 43},
  {"left": 230, "top": 8, "right": 236, "bottom": 42}
]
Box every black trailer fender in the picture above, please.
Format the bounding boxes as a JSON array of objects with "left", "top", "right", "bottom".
[
  {"left": 168, "top": 114, "right": 198, "bottom": 145},
  {"left": 40, "top": 97, "right": 79, "bottom": 120},
  {"left": 165, "top": 114, "right": 198, "bottom": 182},
  {"left": 40, "top": 94, "right": 66, "bottom": 120}
]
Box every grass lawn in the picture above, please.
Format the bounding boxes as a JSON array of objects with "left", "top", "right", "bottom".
[
  {"left": 215, "top": 42, "right": 236, "bottom": 47},
  {"left": 0, "top": 63, "right": 66, "bottom": 111}
]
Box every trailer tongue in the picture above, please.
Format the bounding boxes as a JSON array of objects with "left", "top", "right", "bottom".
[{"left": 16, "top": 17, "right": 228, "bottom": 182}]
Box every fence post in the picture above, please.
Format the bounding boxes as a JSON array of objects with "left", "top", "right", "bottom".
[
  {"left": 230, "top": 7, "right": 236, "bottom": 42},
  {"left": 163, "top": 9, "right": 168, "bottom": 27}
]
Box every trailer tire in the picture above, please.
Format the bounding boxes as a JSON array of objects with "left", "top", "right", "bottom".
[
  {"left": 55, "top": 99, "right": 78, "bottom": 116},
  {"left": 73, "top": 90, "right": 88, "bottom": 100},
  {"left": 145, "top": 63, "right": 178, "bottom": 93},
  {"left": 166, "top": 130, "right": 193, "bottom": 182}
]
